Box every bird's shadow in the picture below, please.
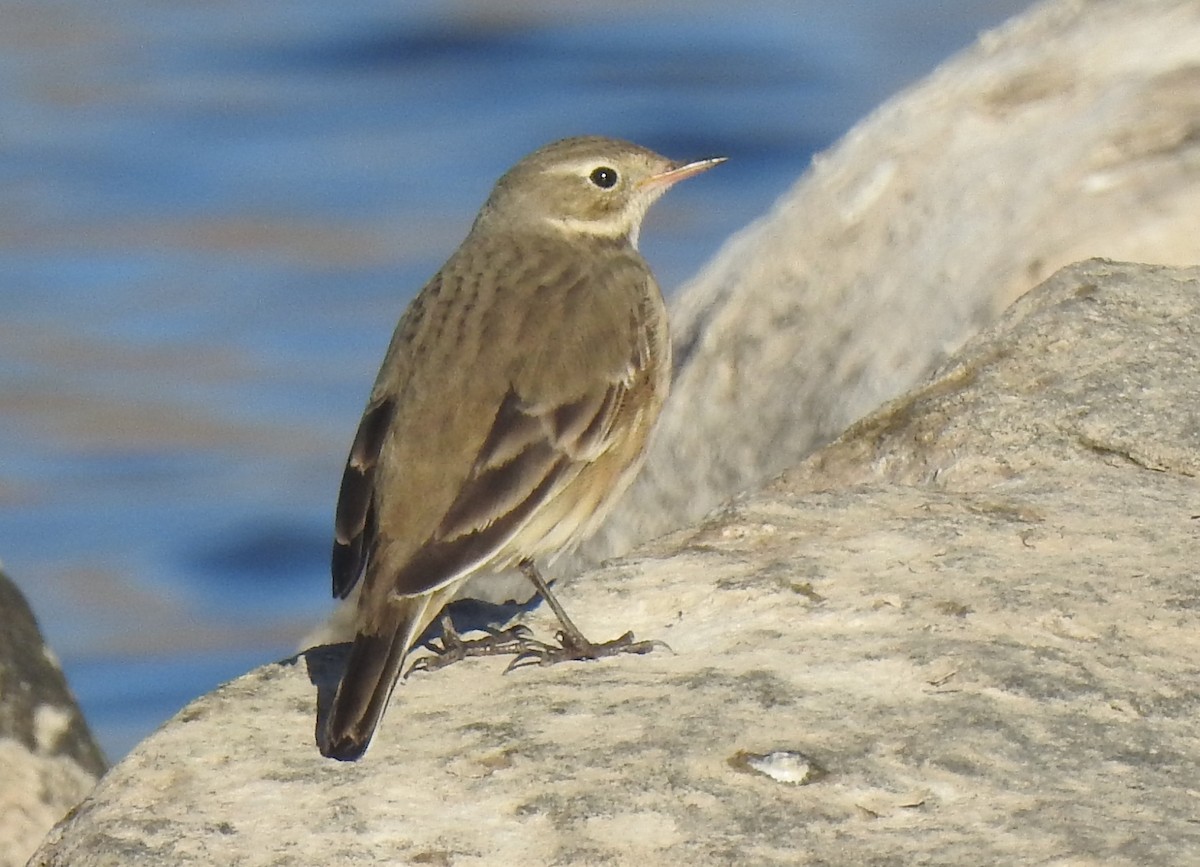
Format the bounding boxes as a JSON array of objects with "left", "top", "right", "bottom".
[{"left": 305, "top": 594, "right": 543, "bottom": 738}]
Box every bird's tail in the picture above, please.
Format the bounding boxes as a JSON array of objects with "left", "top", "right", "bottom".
[{"left": 319, "top": 587, "right": 453, "bottom": 761}]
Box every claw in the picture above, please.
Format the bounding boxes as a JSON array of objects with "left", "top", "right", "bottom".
[
  {"left": 502, "top": 629, "right": 671, "bottom": 673},
  {"left": 406, "top": 622, "right": 546, "bottom": 676}
]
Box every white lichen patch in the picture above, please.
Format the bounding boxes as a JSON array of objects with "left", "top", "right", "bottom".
[{"left": 34, "top": 704, "right": 71, "bottom": 753}]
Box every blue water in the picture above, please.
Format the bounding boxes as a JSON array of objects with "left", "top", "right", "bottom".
[{"left": 0, "top": 0, "right": 1032, "bottom": 762}]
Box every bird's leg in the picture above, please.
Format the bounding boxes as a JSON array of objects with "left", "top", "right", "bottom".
[
  {"left": 507, "top": 559, "right": 667, "bottom": 671},
  {"left": 406, "top": 613, "right": 545, "bottom": 676}
]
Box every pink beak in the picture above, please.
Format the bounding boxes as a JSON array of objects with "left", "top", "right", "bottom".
[{"left": 640, "top": 155, "right": 727, "bottom": 192}]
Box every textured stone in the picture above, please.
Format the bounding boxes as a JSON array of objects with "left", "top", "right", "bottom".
[
  {"left": 308, "top": 0, "right": 1200, "bottom": 643},
  {"left": 0, "top": 570, "right": 104, "bottom": 867},
  {"left": 576, "top": 0, "right": 1200, "bottom": 574},
  {"left": 30, "top": 260, "right": 1200, "bottom": 865}
]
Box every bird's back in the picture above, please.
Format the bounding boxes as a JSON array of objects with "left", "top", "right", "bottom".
[{"left": 341, "top": 226, "right": 667, "bottom": 625}]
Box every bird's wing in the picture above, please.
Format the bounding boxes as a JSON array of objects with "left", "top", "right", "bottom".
[
  {"left": 333, "top": 237, "right": 659, "bottom": 606},
  {"left": 385, "top": 376, "right": 631, "bottom": 597},
  {"left": 331, "top": 397, "right": 394, "bottom": 599}
]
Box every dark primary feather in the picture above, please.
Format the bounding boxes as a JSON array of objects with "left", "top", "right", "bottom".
[
  {"left": 551, "top": 388, "right": 622, "bottom": 459},
  {"left": 436, "top": 389, "right": 564, "bottom": 541},
  {"left": 387, "top": 376, "right": 627, "bottom": 597},
  {"left": 331, "top": 397, "right": 394, "bottom": 599},
  {"left": 387, "top": 454, "right": 568, "bottom": 598}
]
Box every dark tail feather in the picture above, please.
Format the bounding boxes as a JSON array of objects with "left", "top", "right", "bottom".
[{"left": 319, "top": 592, "right": 442, "bottom": 762}]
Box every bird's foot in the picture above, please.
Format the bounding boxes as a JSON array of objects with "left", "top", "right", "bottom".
[
  {"left": 504, "top": 629, "right": 670, "bottom": 672},
  {"left": 407, "top": 619, "right": 544, "bottom": 676}
]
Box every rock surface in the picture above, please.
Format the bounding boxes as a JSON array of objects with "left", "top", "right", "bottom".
[
  {"left": 573, "top": 0, "right": 1200, "bottom": 574},
  {"left": 21, "top": 0, "right": 1200, "bottom": 859},
  {"left": 0, "top": 570, "right": 105, "bottom": 867},
  {"left": 310, "top": 0, "right": 1200, "bottom": 643},
  {"left": 29, "top": 260, "right": 1200, "bottom": 865}
]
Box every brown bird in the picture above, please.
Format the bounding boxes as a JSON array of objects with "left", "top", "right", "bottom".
[{"left": 319, "top": 135, "right": 724, "bottom": 761}]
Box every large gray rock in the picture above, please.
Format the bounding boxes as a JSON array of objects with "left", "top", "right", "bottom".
[
  {"left": 575, "top": 0, "right": 1200, "bottom": 571},
  {"left": 29, "top": 260, "right": 1200, "bottom": 865},
  {"left": 0, "top": 569, "right": 105, "bottom": 867},
  {"left": 313, "top": 0, "right": 1200, "bottom": 641}
]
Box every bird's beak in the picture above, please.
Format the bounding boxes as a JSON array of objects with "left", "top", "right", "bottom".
[{"left": 640, "top": 156, "right": 727, "bottom": 192}]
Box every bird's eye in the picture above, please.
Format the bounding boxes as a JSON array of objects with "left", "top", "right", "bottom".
[{"left": 589, "top": 166, "right": 619, "bottom": 189}]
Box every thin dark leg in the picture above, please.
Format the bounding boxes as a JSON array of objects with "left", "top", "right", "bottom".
[{"left": 509, "top": 559, "right": 666, "bottom": 670}]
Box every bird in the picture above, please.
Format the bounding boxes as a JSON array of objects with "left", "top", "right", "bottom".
[{"left": 318, "top": 135, "right": 724, "bottom": 761}]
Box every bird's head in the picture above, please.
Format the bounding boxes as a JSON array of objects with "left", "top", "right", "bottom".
[{"left": 477, "top": 136, "right": 724, "bottom": 248}]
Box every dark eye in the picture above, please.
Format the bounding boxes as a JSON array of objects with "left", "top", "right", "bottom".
[{"left": 589, "top": 166, "right": 619, "bottom": 189}]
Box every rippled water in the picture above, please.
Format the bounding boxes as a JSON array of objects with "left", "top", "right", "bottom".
[{"left": 0, "top": 0, "right": 1032, "bottom": 760}]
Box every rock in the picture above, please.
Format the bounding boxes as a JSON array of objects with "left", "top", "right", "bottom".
[
  {"left": 312, "top": 0, "right": 1200, "bottom": 637},
  {"left": 30, "top": 260, "right": 1200, "bottom": 864},
  {"left": 573, "top": 0, "right": 1200, "bottom": 572},
  {"left": 0, "top": 569, "right": 105, "bottom": 867}
]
